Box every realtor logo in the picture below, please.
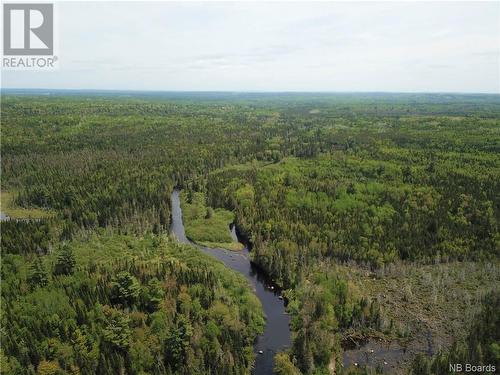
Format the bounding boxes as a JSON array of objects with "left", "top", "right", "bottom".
[{"left": 3, "top": 3, "right": 53, "bottom": 55}]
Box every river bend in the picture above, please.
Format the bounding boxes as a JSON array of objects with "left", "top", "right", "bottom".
[{"left": 170, "top": 190, "right": 291, "bottom": 374}]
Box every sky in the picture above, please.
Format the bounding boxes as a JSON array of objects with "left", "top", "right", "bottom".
[{"left": 2, "top": 1, "right": 499, "bottom": 93}]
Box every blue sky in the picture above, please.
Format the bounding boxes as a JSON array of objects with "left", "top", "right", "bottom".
[{"left": 2, "top": 1, "right": 499, "bottom": 93}]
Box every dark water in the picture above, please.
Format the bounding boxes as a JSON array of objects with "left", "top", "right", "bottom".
[
  {"left": 342, "top": 339, "right": 407, "bottom": 372},
  {"left": 170, "top": 190, "right": 291, "bottom": 374}
]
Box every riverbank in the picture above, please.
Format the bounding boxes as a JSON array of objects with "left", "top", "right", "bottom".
[
  {"left": 179, "top": 190, "right": 244, "bottom": 251},
  {"left": 171, "top": 190, "right": 292, "bottom": 375},
  {"left": 2, "top": 227, "right": 265, "bottom": 374}
]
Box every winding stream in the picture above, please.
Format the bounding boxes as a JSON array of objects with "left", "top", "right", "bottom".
[{"left": 170, "top": 190, "right": 291, "bottom": 374}]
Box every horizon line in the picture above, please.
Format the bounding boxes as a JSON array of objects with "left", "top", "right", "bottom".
[{"left": 2, "top": 87, "right": 500, "bottom": 96}]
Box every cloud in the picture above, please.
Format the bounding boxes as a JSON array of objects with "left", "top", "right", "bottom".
[{"left": 2, "top": 1, "right": 499, "bottom": 93}]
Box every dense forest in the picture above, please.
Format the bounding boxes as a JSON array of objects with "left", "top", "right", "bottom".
[
  {"left": 1, "top": 235, "right": 263, "bottom": 374},
  {"left": 1, "top": 92, "right": 499, "bottom": 374}
]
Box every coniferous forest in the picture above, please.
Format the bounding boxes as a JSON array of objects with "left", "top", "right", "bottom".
[{"left": 1, "top": 92, "right": 499, "bottom": 374}]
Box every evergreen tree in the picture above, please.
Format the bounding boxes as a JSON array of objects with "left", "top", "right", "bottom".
[
  {"left": 111, "top": 271, "right": 140, "bottom": 307},
  {"left": 205, "top": 207, "right": 214, "bottom": 219},
  {"left": 54, "top": 245, "right": 76, "bottom": 276},
  {"left": 28, "top": 257, "right": 49, "bottom": 289}
]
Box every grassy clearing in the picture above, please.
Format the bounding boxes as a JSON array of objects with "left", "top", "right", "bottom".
[
  {"left": 195, "top": 241, "right": 244, "bottom": 251},
  {"left": 0, "top": 190, "right": 54, "bottom": 219},
  {"left": 180, "top": 191, "right": 243, "bottom": 251}
]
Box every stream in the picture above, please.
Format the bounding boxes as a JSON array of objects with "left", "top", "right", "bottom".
[{"left": 170, "top": 190, "right": 291, "bottom": 374}]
